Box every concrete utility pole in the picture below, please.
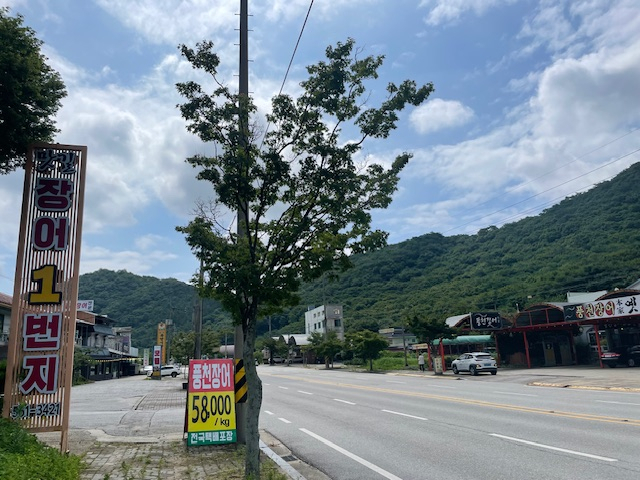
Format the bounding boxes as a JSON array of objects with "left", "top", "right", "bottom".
[
  {"left": 193, "top": 259, "right": 203, "bottom": 360},
  {"left": 234, "top": 0, "right": 249, "bottom": 445}
]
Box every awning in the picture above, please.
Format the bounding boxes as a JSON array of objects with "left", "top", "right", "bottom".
[
  {"left": 433, "top": 335, "right": 493, "bottom": 346},
  {"left": 91, "top": 324, "right": 114, "bottom": 336}
]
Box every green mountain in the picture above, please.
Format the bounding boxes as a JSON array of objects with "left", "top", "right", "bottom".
[
  {"left": 79, "top": 162, "right": 640, "bottom": 347},
  {"left": 78, "top": 269, "right": 233, "bottom": 349}
]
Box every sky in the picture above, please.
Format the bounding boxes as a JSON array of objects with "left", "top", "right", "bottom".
[{"left": 1, "top": 0, "right": 639, "bottom": 295}]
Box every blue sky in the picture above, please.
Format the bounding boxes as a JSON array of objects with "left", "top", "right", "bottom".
[{"left": 1, "top": 0, "right": 639, "bottom": 294}]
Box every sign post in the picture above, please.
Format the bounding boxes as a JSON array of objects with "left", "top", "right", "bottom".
[
  {"left": 186, "top": 358, "right": 236, "bottom": 446},
  {"left": 151, "top": 345, "right": 162, "bottom": 380},
  {"left": 1, "top": 143, "right": 87, "bottom": 452}
]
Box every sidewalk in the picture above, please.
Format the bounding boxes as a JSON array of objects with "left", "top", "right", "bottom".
[
  {"left": 398, "top": 364, "right": 640, "bottom": 391},
  {"left": 37, "top": 365, "right": 638, "bottom": 480}
]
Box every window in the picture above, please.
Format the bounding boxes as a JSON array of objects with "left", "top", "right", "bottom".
[{"left": 335, "top": 319, "right": 341, "bottom": 327}]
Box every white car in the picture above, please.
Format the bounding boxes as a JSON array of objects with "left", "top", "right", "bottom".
[
  {"left": 451, "top": 352, "right": 497, "bottom": 376},
  {"left": 146, "top": 365, "right": 181, "bottom": 377}
]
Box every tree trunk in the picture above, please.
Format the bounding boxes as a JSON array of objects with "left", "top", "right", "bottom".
[{"left": 243, "top": 316, "right": 262, "bottom": 478}]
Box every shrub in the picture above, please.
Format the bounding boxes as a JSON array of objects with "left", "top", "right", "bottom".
[
  {"left": 373, "top": 355, "right": 417, "bottom": 371},
  {"left": 0, "top": 419, "right": 83, "bottom": 480}
]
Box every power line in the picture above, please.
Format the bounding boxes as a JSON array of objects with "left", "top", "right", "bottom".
[
  {"left": 444, "top": 145, "right": 640, "bottom": 234},
  {"left": 259, "top": 0, "right": 314, "bottom": 150}
]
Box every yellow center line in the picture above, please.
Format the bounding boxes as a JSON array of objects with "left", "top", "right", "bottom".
[{"left": 261, "top": 373, "right": 640, "bottom": 427}]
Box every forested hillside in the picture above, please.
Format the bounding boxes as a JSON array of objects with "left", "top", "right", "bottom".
[
  {"left": 78, "top": 269, "right": 232, "bottom": 349},
  {"left": 79, "top": 162, "right": 640, "bottom": 347}
]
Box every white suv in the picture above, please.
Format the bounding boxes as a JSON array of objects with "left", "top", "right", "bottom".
[
  {"left": 451, "top": 352, "right": 497, "bottom": 376},
  {"left": 147, "top": 365, "right": 181, "bottom": 377}
]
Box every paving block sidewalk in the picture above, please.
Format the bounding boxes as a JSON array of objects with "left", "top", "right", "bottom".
[{"left": 81, "top": 441, "right": 245, "bottom": 480}]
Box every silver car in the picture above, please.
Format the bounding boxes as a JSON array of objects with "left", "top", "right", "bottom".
[{"left": 451, "top": 352, "right": 497, "bottom": 376}]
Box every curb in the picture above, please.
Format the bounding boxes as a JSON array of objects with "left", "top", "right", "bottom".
[
  {"left": 528, "top": 382, "right": 640, "bottom": 392},
  {"left": 260, "top": 440, "right": 307, "bottom": 480}
]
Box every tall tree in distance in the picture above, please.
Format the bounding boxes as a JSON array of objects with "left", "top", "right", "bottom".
[
  {"left": 0, "top": 7, "right": 67, "bottom": 174},
  {"left": 176, "top": 38, "right": 433, "bottom": 478},
  {"left": 346, "top": 330, "right": 390, "bottom": 371}
]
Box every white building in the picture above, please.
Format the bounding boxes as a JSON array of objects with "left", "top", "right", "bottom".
[{"left": 304, "top": 305, "right": 344, "bottom": 340}]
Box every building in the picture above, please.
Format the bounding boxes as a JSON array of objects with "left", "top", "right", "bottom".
[
  {"left": 0, "top": 292, "right": 11, "bottom": 360},
  {"left": 378, "top": 327, "right": 417, "bottom": 351},
  {"left": 304, "top": 305, "right": 344, "bottom": 340},
  {"left": 0, "top": 292, "right": 139, "bottom": 380}
]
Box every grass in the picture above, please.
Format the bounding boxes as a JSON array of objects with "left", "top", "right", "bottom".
[{"left": 0, "top": 418, "right": 84, "bottom": 480}]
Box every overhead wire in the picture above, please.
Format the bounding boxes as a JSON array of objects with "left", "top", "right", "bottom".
[
  {"left": 443, "top": 143, "right": 640, "bottom": 234},
  {"left": 259, "top": 0, "right": 315, "bottom": 151}
]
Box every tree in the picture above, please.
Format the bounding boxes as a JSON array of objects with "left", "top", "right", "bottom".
[
  {"left": 170, "top": 328, "right": 220, "bottom": 364},
  {"left": 308, "top": 331, "right": 343, "bottom": 368},
  {"left": 176, "top": 38, "right": 433, "bottom": 477},
  {"left": 406, "top": 314, "right": 457, "bottom": 345},
  {"left": 346, "top": 330, "right": 389, "bottom": 371},
  {"left": 0, "top": 7, "right": 66, "bottom": 173},
  {"left": 72, "top": 349, "right": 95, "bottom": 384}
]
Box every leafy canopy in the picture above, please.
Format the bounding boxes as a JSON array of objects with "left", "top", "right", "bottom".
[
  {"left": 308, "top": 331, "right": 343, "bottom": 367},
  {"left": 346, "top": 330, "right": 389, "bottom": 371},
  {"left": 176, "top": 38, "right": 433, "bottom": 328},
  {"left": 0, "top": 7, "right": 66, "bottom": 173}
]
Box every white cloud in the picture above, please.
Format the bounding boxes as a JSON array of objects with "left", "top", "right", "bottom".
[
  {"left": 80, "top": 245, "right": 178, "bottom": 277},
  {"left": 420, "top": 0, "right": 517, "bottom": 26},
  {"left": 94, "top": 0, "right": 237, "bottom": 47},
  {"left": 410, "top": 99, "right": 474, "bottom": 134}
]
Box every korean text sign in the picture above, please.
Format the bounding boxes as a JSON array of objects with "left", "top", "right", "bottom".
[
  {"left": 187, "top": 359, "right": 236, "bottom": 446},
  {"left": 2, "top": 144, "right": 87, "bottom": 447}
]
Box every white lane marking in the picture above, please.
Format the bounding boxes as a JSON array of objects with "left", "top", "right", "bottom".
[
  {"left": 382, "top": 409, "right": 428, "bottom": 421},
  {"left": 278, "top": 418, "right": 292, "bottom": 424},
  {"left": 264, "top": 410, "right": 274, "bottom": 415},
  {"left": 490, "top": 434, "right": 617, "bottom": 462},
  {"left": 428, "top": 385, "right": 455, "bottom": 389},
  {"left": 298, "top": 390, "right": 313, "bottom": 395},
  {"left": 334, "top": 398, "right": 356, "bottom": 405},
  {"left": 493, "top": 391, "right": 538, "bottom": 397},
  {"left": 387, "top": 381, "right": 406, "bottom": 384},
  {"left": 278, "top": 386, "right": 289, "bottom": 390},
  {"left": 597, "top": 400, "right": 640, "bottom": 406},
  {"left": 300, "top": 428, "right": 402, "bottom": 480}
]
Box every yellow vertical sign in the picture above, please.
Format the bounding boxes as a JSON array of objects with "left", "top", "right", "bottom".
[{"left": 157, "top": 322, "right": 166, "bottom": 364}]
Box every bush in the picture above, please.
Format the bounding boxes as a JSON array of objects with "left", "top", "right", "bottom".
[
  {"left": 0, "top": 419, "right": 83, "bottom": 480},
  {"left": 373, "top": 352, "right": 418, "bottom": 370}
]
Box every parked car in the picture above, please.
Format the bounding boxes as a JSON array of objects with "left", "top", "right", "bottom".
[
  {"left": 146, "top": 365, "right": 181, "bottom": 377},
  {"left": 601, "top": 345, "right": 640, "bottom": 368},
  {"left": 451, "top": 352, "right": 497, "bottom": 376}
]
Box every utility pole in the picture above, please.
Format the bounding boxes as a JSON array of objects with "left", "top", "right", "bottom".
[
  {"left": 234, "top": 0, "right": 249, "bottom": 445},
  {"left": 193, "top": 259, "right": 203, "bottom": 360}
]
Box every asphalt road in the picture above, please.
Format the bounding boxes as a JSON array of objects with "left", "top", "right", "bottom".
[{"left": 259, "top": 366, "right": 640, "bottom": 480}]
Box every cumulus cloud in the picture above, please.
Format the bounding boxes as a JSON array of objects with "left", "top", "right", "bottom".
[
  {"left": 80, "top": 245, "right": 178, "bottom": 276},
  {"left": 420, "top": 0, "right": 517, "bottom": 26},
  {"left": 410, "top": 99, "right": 474, "bottom": 135}
]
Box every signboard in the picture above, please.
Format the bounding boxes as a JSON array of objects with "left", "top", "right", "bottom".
[
  {"left": 470, "top": 312, "right": 502, "bottom": 330},
  {"left": 187, "top": 359, "right": 236, "bottom": 446},
  {"left": 2, "top": 144, "right": 87, "bottom": 452},
  {"left": 77, "top": 300, "right": 94, "bottom": 311},
  {"left": 151, "top": 345, "right": 162, "bottom": 379},
  {"left": 563, "top": 294, "right": 640, "bottom": 322},
  {"left": 143, "top": 348, "right": 150, "bottom": 368},
  {"left": 157, "top": 322, "right": 167, "bottom": 364}
]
